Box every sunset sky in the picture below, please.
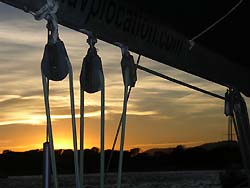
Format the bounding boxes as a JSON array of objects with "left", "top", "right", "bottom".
[{"left": 0, "top": 2, "right": 248, "bottom": 153}]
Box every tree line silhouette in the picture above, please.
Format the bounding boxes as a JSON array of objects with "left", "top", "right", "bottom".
[{"left": 0, "top": 141, "right": 242, "bottom": 176}]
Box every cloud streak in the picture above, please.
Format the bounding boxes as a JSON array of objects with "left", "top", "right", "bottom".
[{"left": 0, "top": 3, "right": 232, "bottom": 152}]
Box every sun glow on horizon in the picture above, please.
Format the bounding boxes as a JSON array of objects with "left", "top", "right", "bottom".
[
  {"left": 54, "top": 138, "right": 92, "bottom": 150},
  {"left": 53, "top": 139, "right": 75, "bottom": 150}
]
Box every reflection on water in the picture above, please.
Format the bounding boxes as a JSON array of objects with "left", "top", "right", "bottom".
[{"left": 0, "top": 171, "right": 221, "bottom": 188}]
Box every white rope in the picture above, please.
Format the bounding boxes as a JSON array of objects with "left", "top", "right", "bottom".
[
  {"left": 80, "top": 89, "right": 84, "bottom": 188},
  {"left": 79, "top": 71, "right": 105, "bottom": 188},
  {"left": 41, "top": 74, "right": 59, "bottom": 188},
  {"left": 100, "top": 71, "right": 105, "bottom": 188},
  {"left": 36, "top": 1, "right": 80, "bottom": 187},
  {"left": 105, "top": 55, "right": 141, "bottom": 177},
  {"left": 39, "top": 2, "right": 59, "bottom": 186},
  {"left": 117, "top": 69, "right": 129, "bottom": 188},
  {"left": 32, "top": 0, "right": 59, "bottom": 44},
  {"left": 66, "top": 58, "right": 81, "bottom": 188},
  {"left": 189, "top": 0, "right": 244, "bottom": 48},
  {"left": 79, "top": 36, "right": 105, "bottom": 188},
  {"left": 33, "top": 0, "right": 59, "bottom": 20}
]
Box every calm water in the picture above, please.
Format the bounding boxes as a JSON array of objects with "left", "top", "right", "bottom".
[{"left": 0, "top": 171, "right": 221, "bottom": 188}]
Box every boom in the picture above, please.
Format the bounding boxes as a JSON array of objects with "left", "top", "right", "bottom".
[{"left": 1, "top": 0, "right": 250, "bottom": 96}]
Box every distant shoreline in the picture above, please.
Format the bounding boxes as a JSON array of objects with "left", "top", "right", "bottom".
[{"left": 0, "top": 140, "right": 241, "bottom": 176}]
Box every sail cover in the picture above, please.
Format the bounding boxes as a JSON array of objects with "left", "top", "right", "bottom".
[{"left": 1, "top": 0, "right": 249, "bottom": 96}]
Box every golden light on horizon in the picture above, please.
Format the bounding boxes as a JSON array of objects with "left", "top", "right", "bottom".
[{"left": 53, "top": 139, "right": 75, "bottom": 150}]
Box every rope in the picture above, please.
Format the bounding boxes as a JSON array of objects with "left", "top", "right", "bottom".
[
  {"left": 100, "top": 71, "right": 105, "bottom": 188},
  {"left": 189, "top": 0, "right": 244, "bottom": 45},
  {"left": 41, "top": 74, "right": 59, "bottom": 188},
  {"left": 117, "top": 68, "right": 129, "bottom": 188},
  {"left": 39, "top": 1, "right": 81, "bottom": 187},
  {"left": 105, "top": 55, "right": 141, "bottom": 174},
  {"left": 46, "top": 80, "right": 50, "bottom": 142},
  {"left": 36, "top": 1, "right": 80, "bottom": 187},
  {"left": 79, "top": 40, "right": 105, "bottom": 188},
  {"left": 228, "top": 116, "right": 233, "bottom": 141},
  {"left": 80, "top": 89, "right": 84, "bottom": 188},
  {"left": 33, "top": 0, "right": 59, "bottom": 21},
  {"left": 32, "top": 0, "right": 59, "bottom": 44},
  {"left": 42, "top": 59, "right": 81, "bottom": 188},
  {"left": 66, "top": 59, "right": 81, "bottom": 188},
  {"left": 39, "top": 2, "right": 60, "bottom": 186},
  {"left": 79, "top": 72, "right": 105, "bottom": 188},
  {"left": 137, "top": 64, "right": 225, "bottom": 100}
]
